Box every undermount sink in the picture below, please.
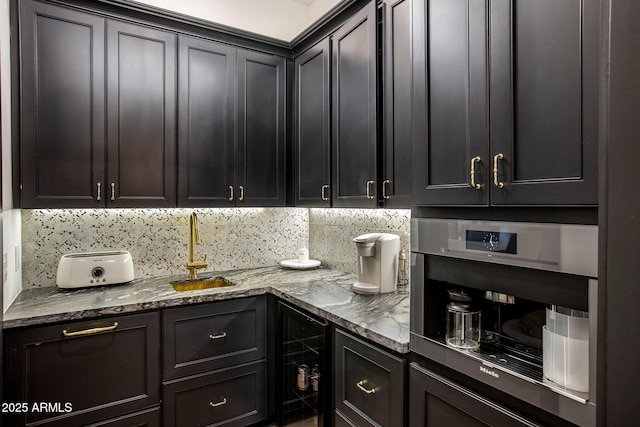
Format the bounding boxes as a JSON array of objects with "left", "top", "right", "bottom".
[{"left": 170, "top": 277, "right": 234, "bottom": 292}]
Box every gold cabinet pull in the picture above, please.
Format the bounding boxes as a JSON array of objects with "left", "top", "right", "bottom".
[
  {"left": 228, "top": 185, "right": 234, "bottom": 201},
  {"left": 356, "top": 380, "right": 376, "bottom": 394},
  {"left": 110, "top": 182, "right": 116, "bottom": 200},
  {"left": 62, "top": 322, "right": 118, "bottom": 338},
  {"left": 493, "top": 153, "right": 505, "bottom": 188},
  {"left": 209, "top": 332, "right": 227, "bottom": 340},
  {"left": 96, "top": 182, "right": 102, "bottom": 201},
  {"left": 321, "top": 184, "right": 329, "bottom": 201},
  {"left": 382, "top": 179, "right": 391, "bottom": 200},
  {"left": 470, "top": 156, "right": 481, "bottom": 190},
  {"left": 239, "top": 185, "right": 244, "bottom": 202},
  {"left": 209, "top": 398, "right": 227, "bottom": 407},
  {"left": 366, "top": 180, "right": 376, "bottom": 199}
]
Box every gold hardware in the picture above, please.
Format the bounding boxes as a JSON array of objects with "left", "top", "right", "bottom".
[
  {"left": 470, "top": 156, "right": 481, "bottom": 190},
  {"left": 356, "top": 380, "right": 376, "bottom": 394},
  {"left": 321, "top": 184, "right": 329, "bottom": 201},
  {"left": 228, "top": 186, "right": 234, "bottom": 201},
  {"left": 209, "top": 332, "right": 227, "bottom": 340},
  {"left": 239, "top": 185, "right": 244, "bottom": 202},
  {"left": 62, "top": 322, "right": 118, "bottom": 337},
  {"left": 366, "top": 180, "right": 375, "bottom": 199},
  {"left": 209, "top": 398, "right": 227, "bottom": 408},
  {"left": 186, "top": 212, "right": 208, "bottom": 279},
  {"left": 171, "top": 277, "right": 233, "bottom": 292},
  {"left": 110, "top": 182, "right": 116, "bottom": 201},
  {"left": 96, "top": 183, "right": 102, "bottom": 201},
  {"left": 493, "top": 153, "right": 505, "bottom": 188},
  {"left": 382, "top": 179, "right": 391, "bottom": 200}
]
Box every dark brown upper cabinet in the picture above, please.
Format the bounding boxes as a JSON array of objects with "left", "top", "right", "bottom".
[
  {"left": 177, "top": 36, "right": 286, "bottom": 207},
  {"left": 20, "top": 0, "right": 105, "bottom": 208},
  {"left": 331, "top": 1, "right": 378, "bottom": 208},
  {"left": 413, "top": 0, "right": 599, "bottom": 206},
  {"left": 106, "top": 20, "right": 177, "bottom": 207},
  {"left": 380, "top": 0, "right": 413, "bottom": 208},
  {"left": 20, "top": 0, "right": 177, "bottom": 208},
  {"left": 293, "top": 37, "right": 331, "bottom": 207}
]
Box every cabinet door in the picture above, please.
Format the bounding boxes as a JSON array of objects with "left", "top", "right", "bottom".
[
  {"left": 4, "top": 312, "right": 161, "bottom": 427},
  {"left": 20, "top": 0, "right": 105, "bottom": 208},
  {"left": 237, "top": 49, "right": 287, "bottom": 206},
  {"left": 334, "top": 329, "right": 406, "bottom": 427},
  {"left": 294, "top": 37, "right": 331, "bottom": 207},
  {"left": 177, "top": 35, "right": 236, "bottom": 207},
  {"left": 409, "top": 363, "right": 540, "bottom": 427},
  {"left": 106, "top": 20, "right": 176, "bottom": 207},
  {"left": 412, "top": 0, "right": 489, "bottom": 206},
  {"left": 381, "top": 0, "right": 413, "bottom": 208},
  {"left": 332, "top": 1, "right": 378, "bottom": 208},
  {"left": 489, "top": 0, "right": 599, "bottom": 205}
]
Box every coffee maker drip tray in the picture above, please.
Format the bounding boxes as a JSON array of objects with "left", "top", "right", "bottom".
[
  {"left": 352, "top": 282, "right": 380, "bottom": 294},
  {"left": 431, "top": 332, "right": 590, "bottom": 403}
]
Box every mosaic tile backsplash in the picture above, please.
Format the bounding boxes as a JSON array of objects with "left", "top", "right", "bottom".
[{"left": 21, "top": 208, "right": 410, "bottom": 289}]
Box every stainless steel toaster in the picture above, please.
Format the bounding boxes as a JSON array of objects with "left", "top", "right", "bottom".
[{"left": 56, "top": 251, "right": 135, "bottom": 289}]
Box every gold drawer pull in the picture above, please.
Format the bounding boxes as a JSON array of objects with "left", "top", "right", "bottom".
[
  {"left": 62, "top": 322, "right": 118, "bottom": 337},
  {"left": 366, "top": 180, "right": 376, "bottom": 199},
  {"left": 382, "top": 179, "right": 391, "bottom": 200},
  {"left": 210, "top": 398, "right": 227, "bottom": 407},
  {"left": 239, "top": 185, "right": 244, "bottom": 202},
  {"left": 96, "top": 182, "right": 102, "bottom": 201},
  {"left": 470, "top": 156, "right": 481, "bottom": 190},
  {"left": 356, "top": 380, "right": 376, "bottom": 394},
  {"left": 493, "top": 153, "right": 505, "bottom": 188},
  {"left": 228, "top": 185, "right": 234, "bottom": 201},
  {"left": 209, "top": 332, "right": 227, "bottom": 340},
  {"left": 321, "top": 184, "right": 329, "bottom": 201},
  {"left": 111, "top": 182, "right": 116, "bottom": 200}
]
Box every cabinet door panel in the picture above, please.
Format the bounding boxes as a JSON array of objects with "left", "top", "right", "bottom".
[
  {"left": 294, "top": 38, "right": 331, "bottom": 207},
  {"left": 489, "top": 0, "right": 598, "bottom": 205},
  {"left": 106, "top": 20, "right": 176, "bottom": 207},
  {"left": 332, "top": 2, "right": 378, "bottom": 208},
  {"left": 20, "top": 0, "right": 105, "bottom": 207},
  {"left": 412, "top": 0, "right": 488, "bottom": 206},
  {"left": 178, "top": 36, "right": 236, "bottom": 206},
  {"left": 382, "top": 0, "right": 412, "bottom": 208},
  {"left": 237, "top": 50, "right": 286, "bottom": 206}
]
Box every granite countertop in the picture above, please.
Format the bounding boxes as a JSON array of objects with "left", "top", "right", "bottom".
[{"left": 3, "top": 266, "right": 410, "bottom": 354}]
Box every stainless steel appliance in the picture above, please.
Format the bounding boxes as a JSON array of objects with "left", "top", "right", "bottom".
[
  {"left": 56, "top": 251, "right": 135, "bottom": 288},
  {"left": 410, "top": 219, "right": 598, "bottom": 427},
  {"left": 352, "top": 233, "right": 400, "bottom": 294}
]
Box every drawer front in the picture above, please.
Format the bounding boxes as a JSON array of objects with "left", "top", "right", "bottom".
[
  {"left": 335, "top": 410, "right": 358, "bottom": 427},
  {"left": 163, "top": 361, "right": 267, "bottom": 427},
  {"left": 4, "top": 311, "right": 161, "bottom": 427},
  {"left": 163, "top": 297, "right": 266, "bottom": 379},
  {"left": 334, "top": 329, "right": 406, "bottom": 427}
]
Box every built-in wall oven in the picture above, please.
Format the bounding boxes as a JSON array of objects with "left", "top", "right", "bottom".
[{"left": 410, "top": 219, "right": 598, "bottom": 427}]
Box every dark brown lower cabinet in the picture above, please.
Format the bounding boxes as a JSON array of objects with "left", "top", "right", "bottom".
[
  {"left": 86, "top": 407, "right": 161, "bottom": 427},
  {"left": 409, "top": 363, "right": 539, "bottom": 427},
  {"left": 3, "top": 312, "right": 161, "bottom": 427},
  {"left": 334, "top": 329, "right": 406, "bottom": 427},
  {"left": 162, "top": 361, "right": 266, "bottom": 427}
]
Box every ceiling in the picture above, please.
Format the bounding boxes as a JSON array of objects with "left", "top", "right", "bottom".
[{"left": 130, "top": 0, "right": 344, "bottom": 41}]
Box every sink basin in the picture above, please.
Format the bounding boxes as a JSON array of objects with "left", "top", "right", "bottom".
[{"left": 170, "top": 277, "right": 234, "bottom": 292}]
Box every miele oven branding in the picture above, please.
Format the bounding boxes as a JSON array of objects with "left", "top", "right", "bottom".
[{"left": 480, "top": 365, "right": 500, "bottom": 379}]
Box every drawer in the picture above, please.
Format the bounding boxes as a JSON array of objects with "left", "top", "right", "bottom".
[
  {"left": 163, "top": 297, "right": 267, "bottom": 379},
  {"left": 334, "top": 329, "right": 406, "bottom": 427},
  {"left": 335, "top": 410, "right": 358, "bottom": 427},
  {"left": 4, "top": 311, "right": 161, "bottom": 427},
  {"left": 162, "top": 360, "right": 267, "bottom": 427}
]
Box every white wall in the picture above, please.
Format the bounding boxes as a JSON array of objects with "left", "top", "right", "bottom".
[
  {"left": 1, "top": 0, "right": 22, "bottom": 313},
  {"left": 133, "top": 0, "right": 343, "bottom": 41}
]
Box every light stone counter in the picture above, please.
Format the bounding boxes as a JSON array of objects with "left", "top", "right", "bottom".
[{"left": 3, "top": 266, "right": 410, "bottom": 354}]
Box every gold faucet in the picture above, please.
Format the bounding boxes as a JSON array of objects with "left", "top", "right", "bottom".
[{"left": 186, "top": 212, "right": 208, "bottom": 278}]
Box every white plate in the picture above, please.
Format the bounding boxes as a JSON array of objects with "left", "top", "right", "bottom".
[{"left": 279, "top": 259, "right": 321, "bottom": 270}]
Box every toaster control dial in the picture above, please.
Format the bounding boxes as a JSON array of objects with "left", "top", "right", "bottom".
[{"left": 92, "top": 266, "right": 105, "bottom": 279}]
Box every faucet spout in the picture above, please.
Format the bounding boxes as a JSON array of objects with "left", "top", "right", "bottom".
[{"left": 187, "top": 212, "right": 208, "bottom": 278}]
